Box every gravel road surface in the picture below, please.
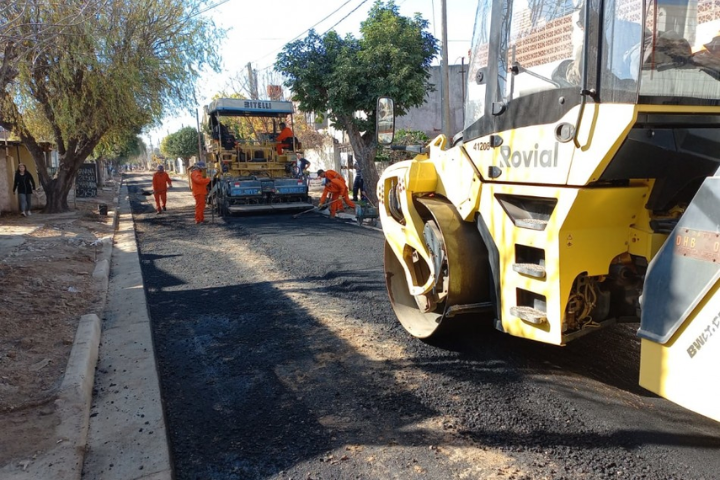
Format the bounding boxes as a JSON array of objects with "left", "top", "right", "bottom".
[{"left": 127, "top": 173, "right": 720, "bottom": 480}]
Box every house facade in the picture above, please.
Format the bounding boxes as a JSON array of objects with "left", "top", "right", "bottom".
[{"left": 0, "top": 127, "right": 54, "bottom": 214}]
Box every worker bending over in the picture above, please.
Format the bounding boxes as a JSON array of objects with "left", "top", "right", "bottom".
[
  {"left": 190, "top": 162, "right": 211, "bottom": 224},
  {"left": 317, "top": 169, "right": 356, "bottom": 218},
  {"left": 152, "top": 165, "right": 172, "bottom": 214}
]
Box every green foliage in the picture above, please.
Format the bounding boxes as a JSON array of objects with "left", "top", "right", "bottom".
[
  {"left": 94, "top": 128, "right": 145, "bottom": 162},
  {"left": 275, "top": 0, "right": 437, "bottom": 134},
  {"left": 383, "top": 129, "right": 429, "bottom": 163},
  {"left": 9, "top": 0, "right": 222, "bottom": 136},
  {"left": 161, "top": 126, "right": 201, "bottom": 160},
  {"left": 0, "top": 0, "right": 224, "bottom": 212},
  {"left": 275, "top": 0, "right": 437, "bottom": 203},
  {"left": 394, "top": 129, "right": 430, "bottom": 144},
  {"left": 374, "top": 150, "right": 390, "bottom": 162}
]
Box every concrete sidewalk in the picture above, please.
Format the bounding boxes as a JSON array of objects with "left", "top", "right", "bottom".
[
  {"left": 81, "top": 184, "right": 171, "bottom": 480},
  {"left": 2, "top": 175, "right": 383, "bottom": 479},
  {"left": 1, "top": 182, "right": 171, "bottom": 480},
  {"left": 1, "top": 178, "right": 379, "bottom": 479},
  {"left": 1, "top": 194, "right": 117, "bottom": 479}
]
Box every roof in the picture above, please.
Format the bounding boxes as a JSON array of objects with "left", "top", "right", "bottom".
[
  {"left": 0, "top": 126, "right": 19, "bottom": 142},
  {"left": 206, "top": 98, "right": 294, "bottom": 117}
]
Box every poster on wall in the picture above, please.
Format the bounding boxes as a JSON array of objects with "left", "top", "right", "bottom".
[{"left": 75, "top": 163, "right": 98, "bottom": 197}]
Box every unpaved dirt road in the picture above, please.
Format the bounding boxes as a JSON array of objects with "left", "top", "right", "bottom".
[{"left": 126, "top": 173, "right": 720, "bottom": 480}]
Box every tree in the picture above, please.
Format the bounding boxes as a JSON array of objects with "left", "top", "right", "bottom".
[
  {"left": 227, "top": 64, "right": 286, "bottom": 101},
  {"left": 95, "top": 130, "right": 145, "bottom": 164},
  {"left": 1, "top": 2, "right": 106, "bottom": 93},
  {"left": 93, "top": 129, "right": 146, "bottom": 178},
  {"left": 161, "top": 126, "right": 201, "bottom": 169},
  {"left": 222, "top": 68, "right": 333, "bottom": 153},
  {"left": 275, "top": 0, "right": 437, "bottom": 202},
  {"left": 0, "top": 0, "right": 222, "bottom": 212}
]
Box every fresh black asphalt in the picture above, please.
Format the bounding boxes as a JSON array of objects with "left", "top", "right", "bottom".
[{"left": 127, "top": 175, "right": 720, "bottom": 480}]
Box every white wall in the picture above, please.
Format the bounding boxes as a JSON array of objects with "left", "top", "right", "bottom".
[
  {"left": 0, "top": 149, "right": 14, "bottom": 213},
  {"left": 395, "top": 64, "right": 466, "bottom": 138},
  {"left": 302, "top": 137, "right": 341, "bottom": 176}
]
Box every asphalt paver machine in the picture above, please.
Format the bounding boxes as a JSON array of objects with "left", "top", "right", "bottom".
[
  {"left": 376, "top": 0, "right": 720, "bottom": 422},
  {"left": 203, "top": 98, "right": 312, "bottom": 215}
]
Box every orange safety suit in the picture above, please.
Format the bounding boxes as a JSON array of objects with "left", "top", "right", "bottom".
[
  {"left": 152, "top": 170, "right": 172, "bottom": 213},
  {"left": 275, "top": 126, "right": 293, "bottom": 154},
  {"left": 190, "top": 169, "right": 211, "bottom": 223},
  {"left": 319, "top": 169, "right": 356, "bottom": 218}
]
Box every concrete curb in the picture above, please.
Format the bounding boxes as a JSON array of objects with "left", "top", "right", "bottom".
[
  {"left": 55, "top": 314, "right": 102, "bottom": 479},
  {"left": 81, "top": 183, "right": 172, "bottom": 480},
  {"left": 317, "top": 206, "right": 383, "bottom": 231},
  {"left": 2, "top": 315, "right": 102, "bottom": 480},
  {"left": 2, "top": 195, "right": 121, "bottom": 480}
]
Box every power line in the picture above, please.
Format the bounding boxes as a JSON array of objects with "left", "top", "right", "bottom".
[
  {"left": 320, "top": 0, "right": 370, "bottom": 34},
  {"left": 430, "top": 0, "right": 436, "bottom": 38},
  {"left": 250, "top": 0, "right": 358, "bottom": 66},
  {"left": 248, "top": 0, "right": 424, "bottom": 74},
  {"left": 288, "top": 0, "right": 356, "bottom": 44},
  {"left": 253, "top": 0, "right": 371, "bottom": 73}
]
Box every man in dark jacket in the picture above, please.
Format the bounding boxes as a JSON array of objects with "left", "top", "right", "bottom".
[{"left": 13, "top": 163, "right": 36, "bottom": 217}]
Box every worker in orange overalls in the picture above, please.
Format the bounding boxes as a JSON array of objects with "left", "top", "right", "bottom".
[
  {"left": 317, "top": 169, "right": 356, "bottom": 218},
  {"left": 152, "top": 164, "right": 172, "bottom": 214},
  {"left": 275, "top": 122, "right": 294, "bottom": 154},
  {"left": 189, "top": 162, "right": 211, "bottom": 224}
]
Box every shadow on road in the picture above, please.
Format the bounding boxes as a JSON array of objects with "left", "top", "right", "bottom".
[{"left": 125, "top": 173, "right": 720, "bottom": 479}]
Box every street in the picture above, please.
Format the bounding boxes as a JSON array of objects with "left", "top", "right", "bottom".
[{"left": 127, "top": 174, "right": 720, "bottom": 480}]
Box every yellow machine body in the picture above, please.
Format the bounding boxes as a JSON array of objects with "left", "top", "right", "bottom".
[
  {"left": 376, "top": 0, "right": 720, "bottom": 424},
  {"left": 201, "top": 98, "right": 311, "bottom": 214},
  {"left": 640, "top": 298, "right": 720, "bottom": 423},
  {"left": 206, "top": 139, "right": 298, "bottom": 180},
  {"left": 380, "top": 104, "right": 666, "bottom": 345},
  {"left": 380, "top": 107, "right": 720, "bottom": 422}
]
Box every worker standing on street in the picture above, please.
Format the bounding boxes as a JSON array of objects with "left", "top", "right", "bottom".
[
  {"left": 342, "top": 160, "right": 365, "bottom": 202},
  {"left": 317, "top": 169, "right": 356, "bottom": 218},
  {"left": 296, "top": 157, "right": 311, "bottom": 178},
  {"left": 190, "top": 162, "right": 211, "bottom": 224},
  {"left": 152, "top": 165, "right": 172, "bottom": 214}
]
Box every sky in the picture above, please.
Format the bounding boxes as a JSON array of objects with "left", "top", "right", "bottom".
[{"left": 148, "top": 0, "right": 478, "bottom": 148}]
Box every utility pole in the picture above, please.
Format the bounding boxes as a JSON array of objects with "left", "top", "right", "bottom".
[
  {"left": 460, "top": 57, "right": 466, "bottom": 128},
  {"left": 247, "top": 62, "right": 259, "bottom": 100},
  {"left": 195, "top": 108, "right": 204, "bottom": 163},
  {"left": 440, "top": 0, "right": 452, "bottom": 140},
  {"left": 149, "top": 137, "right": 154, "bottom": 166}
]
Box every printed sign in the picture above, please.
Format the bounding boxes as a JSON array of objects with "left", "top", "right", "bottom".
[
  {"left": 674, "top": 228, "right": 720, "bottom": 263},
  {"left": 76, "top": 163, "right": 98, "bottom": 197}
]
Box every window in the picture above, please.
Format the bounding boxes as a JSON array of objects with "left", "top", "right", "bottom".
[
  {"left": 504, "top": 0, "right": 577, "bottom": 102},
  {"left": 465, "top": 0, "right": 493, "bottom": 130},
  {"left": 638, "top": 0, "right": 720, "bottom": 103}
]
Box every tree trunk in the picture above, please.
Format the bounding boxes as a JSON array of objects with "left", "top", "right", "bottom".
[
  {"left": 340, "top": 116, "right": 379, "bottom": 204},
  {"left": 20, "top": 132, "right": 101, "bottom": 213},
  {"left": 97, "top": 158, "right": 106, "bottom": 187},
  {"left": 43, "top": 174, "right": 75, "bottom": 212}
]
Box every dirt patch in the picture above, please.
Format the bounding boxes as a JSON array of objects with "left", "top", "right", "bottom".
[{"left": 0, "top": 183, "right": 118, "bottom": 467}]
